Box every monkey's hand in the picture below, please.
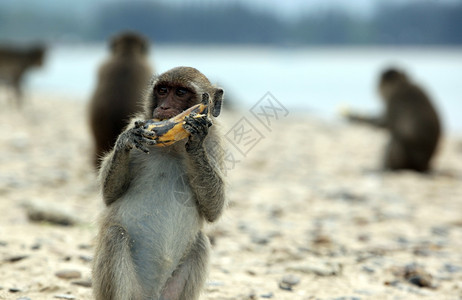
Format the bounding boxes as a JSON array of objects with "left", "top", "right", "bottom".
[
  {"left": 116, "top": 121, "right": 157, "bottom": 154},
  {"left": 344, "top": 112, "right": 387, "bottom": 128},
  {"left": 184, "top": 113, "right": 212, "bottom": 153}
]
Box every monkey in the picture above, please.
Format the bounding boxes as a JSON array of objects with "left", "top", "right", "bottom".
[
  {"left": 345, "top": 68, "right": 441, "bottom": 172},
  {"left": 0, "top": 45, "right": 45, "bottom": 107},
  {"left": 92, "top": 66, "right": 226, "bottom": 300},
  {"left": 88, "top": 31, "right": 153, "bottom": 169}
]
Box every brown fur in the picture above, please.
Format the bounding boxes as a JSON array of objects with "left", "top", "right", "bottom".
[
  {"left": 88, "top": 31, "right": 153, "bottom": 169},
  {"left": 347, "top": 68, "right": 441, "bottom": 172},
  {"left": 0, "top": 45, "right": 45, "bottom": 107}
]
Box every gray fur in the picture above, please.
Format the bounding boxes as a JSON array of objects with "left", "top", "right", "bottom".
[{"left": 92, "top": 67, "right": 226, "bottom": 300}]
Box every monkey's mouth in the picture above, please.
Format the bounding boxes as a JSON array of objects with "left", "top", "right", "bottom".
[{"left": 153, "top": 110, "right": 178, "bottom": 120}]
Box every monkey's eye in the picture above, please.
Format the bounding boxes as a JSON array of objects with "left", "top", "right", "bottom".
[
  {"left": 157, "top": 86, "right": 168, "bottom": 95},
  {"left": 175, "top": 88, "right": 188, "bottom": 97}
]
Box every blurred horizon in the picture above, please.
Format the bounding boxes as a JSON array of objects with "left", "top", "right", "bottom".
[{"left": 0, "top": 0, "right": 461, "bottom": 45}]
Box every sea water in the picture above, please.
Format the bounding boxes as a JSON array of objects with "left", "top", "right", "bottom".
[{"left": 29, "top": 45, "right": 462, "bottom": 134}]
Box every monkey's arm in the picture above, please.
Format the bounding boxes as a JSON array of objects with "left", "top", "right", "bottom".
[
  {"left": 183, "top": 116, "right": 225, "bottom": 223},
  {"left": 345, "top": 112, "right": 387, "bottom": 128},
  {"left": 99, "top": 121, "right": 156, "bottom": 205}
]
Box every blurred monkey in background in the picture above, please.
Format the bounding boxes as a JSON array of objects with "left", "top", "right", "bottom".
[
  {"left": 88, "top": 31, "right": 153, "bottom": 169},
  {"left": 345, "top": 67, "right": 441, "bottom": 172},
  {"left": 0, "top": 44, "right": 46, "bottom": 107}
]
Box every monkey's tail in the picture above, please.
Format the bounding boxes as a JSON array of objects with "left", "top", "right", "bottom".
[{"left": 93, "top": 225, "right": 144, "bottom": 300}]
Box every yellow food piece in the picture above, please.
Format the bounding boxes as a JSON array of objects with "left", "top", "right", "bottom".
[
  {"left": 143, "top": 102, "right": 209, "bottom": 147},
  {"left": 337, "top": 103, "right": 351, "bottom": 117}
]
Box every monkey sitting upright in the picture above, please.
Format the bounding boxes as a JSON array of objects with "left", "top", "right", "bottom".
[
  {"left": 345, "top": 68, "right": 441, "bottom": 172},
  {"left": 0, "top": 45, "right": 45, "bottom": 107},
  {"left": 88, "top": 31, "right": 153, "bottom": 169},
  {"left": 92, "top": 67, "right": 226, "bottom": 300}
]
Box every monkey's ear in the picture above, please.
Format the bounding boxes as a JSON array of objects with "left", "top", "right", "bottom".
[
  {"left": 201, "top": 93, "right": 210, "bottom": 106},
  {"left": 212, "top": 88, "right": 224, "bottom": 117}
]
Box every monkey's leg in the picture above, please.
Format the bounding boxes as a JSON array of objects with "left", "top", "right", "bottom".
[
  {"left": 384, "top": 139, "right": 409, "bottom": 170},
  {"left": 93, "top": 225, "right": 144, "bottom": 300},
  {"left": 409, "top": 149, "right": 432, "bottom": 173},
  {"left": 160, "top": 231, "right": 210, "bottom": 300}
]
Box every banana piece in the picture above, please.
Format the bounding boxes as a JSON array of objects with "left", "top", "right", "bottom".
[{"left": 143, "top": 94, "right": 211, "bottom": 147}]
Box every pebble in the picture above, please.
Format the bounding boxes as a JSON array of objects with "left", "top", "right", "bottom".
[
  {"left": 431, "top": 226, "right": 449, "bottom": 237},
  {"left": 246, "top": 269, "right": 257, "bottom": 276},
  {"left": 24, "top": 201, "right": 78, "bottom": 226},
  {"left": 279, "top": 282, "right": 292, "bottom": 291},
  {"left": 354, "top": 290, "right": 374, "bottom": 295},
  {"left": 327, "top": 189, "right": 366, "bottom": 202},
  {"left": 31, "top": 243, "right": 41, "bottom": 250},
  {"left": 246, "top": 290, "right": 257, "bottom": 299},
  {"left": 78, "top": 255, "right": 93, "bottom": 263},
  {"left": 10, "top": 135, "right": 29, "bottom": 151},
  {"left": 312, "top": 234, "right": 333, "bottom": 246},
  {"left": 9, "top": 288, "right": 22, "bottom": 293},
  {"left": 280, "top": 274, "right": 300, "bottom": 290},
  {"left": 443, "top": 263, "right": 462, "bottom": 273},
  {"left": 55, "top": 269, "right": 82, "bottom": 280},
  {"left": 357, "top": 234, "right": 370, "bottom": 242},
  {"left": 260, "top": 292, "right": 274, "bottom": 298},
  {"left": 251, "top": 234, "right": 270, "bottom": 245},
  {"left": 207, "top": 281, "right": 224, "bottom": 287},
  {"left": 78, "top": 244, "right": 92, "bottom": 250},
  {"left": 385, "top": 280, "right": 432, "bottom": 296},
  {"left": 361, "top": 266, "right": 375, "bottom": 273},
  {"left": 384, "top": 280, "right": 400, "bottom": 287},
  {"left": 392, "top": 263, "right": 434, "bottom": 288},
  {"left": 288, "top": 262, "right": 342, "bottom": 276},
  {"left": 395, "top": 236, "right": 410, "bottom": 245},
  {"left": 413, "top": 247, "right": 431, "bottom": 257},
  {"left": 403, "top": 264, "right": 433, "bottom": 288},
  {"left": 54, "top": 295, "right": 76, "bottom": 299},
  {"left": 4, "top": 255, "right": 28, "bottom": 263},
  {"left": 408, "top": 275, "right": 433, "bottom": 288},
  {"left": 71, "top": 280, "right": 92, "bottom": 288}
]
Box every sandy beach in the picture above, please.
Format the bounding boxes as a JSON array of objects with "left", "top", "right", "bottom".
[{"left": 1, "top": 94, "right": 461, "bottom": 300}]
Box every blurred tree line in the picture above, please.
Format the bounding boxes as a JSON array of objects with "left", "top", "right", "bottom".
[{"left": 0, "top": 1, "right": 461, "bottom": 45}]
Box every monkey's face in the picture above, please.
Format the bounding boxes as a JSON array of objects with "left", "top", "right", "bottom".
[
  {"left": 147, "top": 67, "right": 221, "bottom": 120},
  {"left": 152, "top": 83, "right": 199, "bottom": 120}
]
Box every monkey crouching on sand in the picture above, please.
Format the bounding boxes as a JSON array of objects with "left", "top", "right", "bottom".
[
  {"left": 345, "top": 68, "right": 441, "bottom": 173},
  {"left": 92, "top": 66, "right": 226, "bottom": 300}
]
